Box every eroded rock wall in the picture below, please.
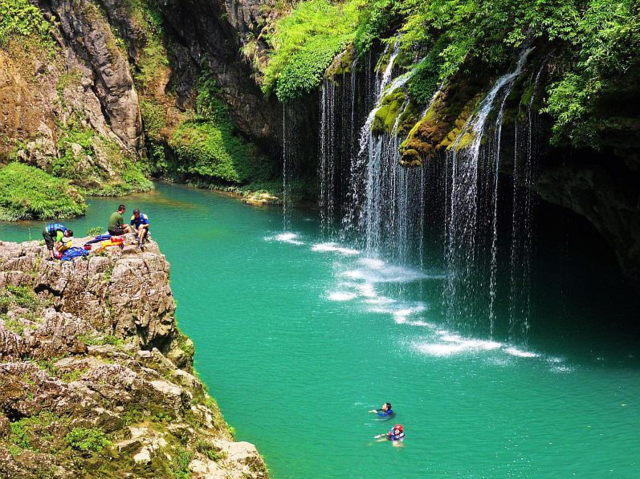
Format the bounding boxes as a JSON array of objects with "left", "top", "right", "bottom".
[{"left": 0, "top": 236, "right": 268, "bottom": 478}]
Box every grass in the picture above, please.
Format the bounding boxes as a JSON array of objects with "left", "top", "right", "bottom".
[
  {"left": 78, "top": 334, "right": 123, "bottom": 347},
  {"left": 0, "top": 163, "right": 87, "bottom": 221},
  {"left": 65, "top": 427, "right": 111, "bottom": 453}
]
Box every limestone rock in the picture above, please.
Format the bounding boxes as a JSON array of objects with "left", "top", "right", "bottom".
[{"left": 0, "top": 238, "right": 268, "bottom": 477}]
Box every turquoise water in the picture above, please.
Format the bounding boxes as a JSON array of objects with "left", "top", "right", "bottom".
[{"left": 1, "top": 183, "right": 639, "bottom": 477}]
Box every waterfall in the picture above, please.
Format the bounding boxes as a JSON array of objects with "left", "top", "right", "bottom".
[
  {"left": 508, "top": 62, "right": 545, "bottom": 341},
  {"left": 358, "top": 72, "right": 421, "bottom": 262},
  {"left": 311, "top": 40, "right": 540, "bottom": 341},
  {"left": 314, "top": 37, "right": 428, "bottom": 265},
  {"left": 282, "top": 103, "right": 291, "bottom": 231},
  {"left": 487, "top": 93, "right": 510, "bottom": 335},
  {"left": 319, "top": 79, "right": 337, "bottom": 237},
  {"left": 443, "top": 47, "right": 533, "bottom": 329}
]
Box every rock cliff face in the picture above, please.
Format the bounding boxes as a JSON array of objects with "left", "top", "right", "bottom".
[
  {"left": 0, "top": 0, "right": 149, "bottom": 194},
  {"left": 0, "top": 236, "right": 268, "bottom": 478}
]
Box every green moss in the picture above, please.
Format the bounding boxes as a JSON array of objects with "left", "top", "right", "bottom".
[
  {"left": 0, "top": 163, "right": 86, "bottom": 221},
  {"left": 65, "top": 427, "right": 112, "bottom": 453},
  {"left": 324, "top": 44, "right": 356, "bottom": 79},
  {"left": 371, "top": 89, "right": 407, "bottom": 134}
]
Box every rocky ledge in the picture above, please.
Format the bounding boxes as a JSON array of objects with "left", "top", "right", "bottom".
[{"left": 0, "top": 236, "right": 268, "bottom": 478}]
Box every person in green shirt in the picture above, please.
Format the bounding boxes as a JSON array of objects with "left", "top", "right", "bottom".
[{"left": 108, "top": 204, "right": 131, "bottom": 236}]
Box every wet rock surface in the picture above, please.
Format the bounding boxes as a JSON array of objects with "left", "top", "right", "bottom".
[{"left": 0, "top": 236, "right": 268, "bottom": 478}]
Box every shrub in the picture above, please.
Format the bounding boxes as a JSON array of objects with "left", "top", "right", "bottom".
[
  {"left": 65, "top": 427, "right": 111, "bottom": 452},
  {"left": 262, "top": 0, "right": 365, "bottom": 100},
  {"left": 170, "top": 72, "right": 257, "bottom": 184},
  {"left": 0, "top": 0, "right": 55, "bottom": 48},
  {"left": 86, "top": 226, "right": 104, "bottom": 236},
  {"left": 0, "top": 163, "right": 86, "bottom": 221}
]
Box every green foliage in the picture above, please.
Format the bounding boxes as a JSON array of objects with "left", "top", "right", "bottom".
[
  {"left": 0, "top": 0, "right": 55, "bottom": 48},
  {"left": 172, "top": 447, "right": 193, "bottom": 478},
  {"left": 10, "top": 422, "right": 32, "bottom": 450},
  {"left": 140, "top": 100, "right": 167, "bottom": 142},
  {"left": 60, "top": 367, "right": 88, "bottom": 383},
  {"left": 350, "top": 0, "right": 640, "bottom": 147},
  {"left": 0, "top": 163, "right": 87, "bottom": 221},
  {"left": 263, "top": 0, "right": 365, "bottom": 100},
  {"left": 9, "top": 412, "right": 63, "bottom": 452},
  {"left": 407, "top": 48, "right": 443, "bottom": 106},
  {"left": 5, "top": 285, "right": 37, "bottom": 309},
  {"left": 542, "top": 0, "right": 640, "bottom": 147},
  {"left": 55, "top": 128, "right": 95, "bottom": 179},
  {"left": 195, "top": 439, "right": 223, "bottom": 461},
  {"left": 124, "top": 0, "right": 170, "bottom": 92},
  {"left": 65, "top": 427, "right": 111, "bottom": 453},
  {"left": 78, "top": 334, "right": 123, "bottom": 347},
  {"left": 170, "top": 72, "right": 256, "bottom": 184},
  {"left": 54, "top": 117, "right": 152, "bottom": 196},
  {"left": 86, "top": 226, "right": 104, "bottom": 236},
  {"left": 171, "top": 121, "right": 253, "bottom": 183},
  {"left": 276, "top": 36, "right": 349, "bottom": 101},
  {"left": 354, "top": 0, "right": 403, "bottom": 54}
]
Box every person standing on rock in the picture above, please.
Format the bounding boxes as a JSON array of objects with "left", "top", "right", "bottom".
[
  {"left": 42, "top": 223, "right": 73, "bottom": 259},
  {"left": 130, "top": 209, "right": 150, "bottom": 251},
  {"left": 108, "top": 204, "right": 131, "bottom": 236}
]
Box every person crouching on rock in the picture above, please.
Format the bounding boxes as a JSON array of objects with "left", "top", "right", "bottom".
[
  {"left": 108, "top": 204, "right": 132, "bottom": 236},
  {"left": 42, "top": 223, "right": 73, "bottom": 259},
  {"left": 130, "top": 209, "right": 150, "bottom": 251}
]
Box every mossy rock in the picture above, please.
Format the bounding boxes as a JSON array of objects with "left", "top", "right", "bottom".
[
  {"left": 397, "top": 100, "right": 422, "bottom": 137},
  {"left": 324, "top": 44, "right": 356, "bottom": 79},
  {"left": 371, "top": 89, "right": 407, "bottom": 135}
]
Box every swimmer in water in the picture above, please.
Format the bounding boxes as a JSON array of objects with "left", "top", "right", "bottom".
[
  {"left": 369, "top": 402, "right": 394, "bottom": 418},
  {"left": 374, "top": 424, "right": 405, "bottom": 442}
]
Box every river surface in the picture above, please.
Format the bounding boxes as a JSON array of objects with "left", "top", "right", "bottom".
[{"left": 1, "top": 182, "right": 639, "bottom": 478}]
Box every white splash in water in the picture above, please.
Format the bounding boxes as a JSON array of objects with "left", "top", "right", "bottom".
[
  {"left": 265, "top": 232, "right": 305, "bottom": 245},
  {"left": 341, "top": 264, "right": 426, "bottom": 283},
  {"left": 415, "top": 338, "right": 502, "bottom": 357},
  {"left": 504, "top": 347, "right": 539, "bottom": 358},
  {"left": 327, "top": 292, "right": 358, "bottom": 302},
  {"left": 312, "top": 243, "right": 360, "bottom": 256},
  {"left": 392, "top": 304, "right": 427, "bottom": 324}
]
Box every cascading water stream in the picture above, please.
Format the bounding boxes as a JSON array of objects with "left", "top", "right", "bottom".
[
  {"left": 319, "top": 80, "right": 337, "bottom": 237},
  {"left": 443, "top": 47, "right": 533, "bottom": 329},
  {"left": 487, "top": 93, "right": 510, "bottom": 335},
  {"left": 508, "top": 62, "right": 545, "bottom": 341},
  {"left": 282, "top": 103, "right": 289, "bottom": 231}
]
